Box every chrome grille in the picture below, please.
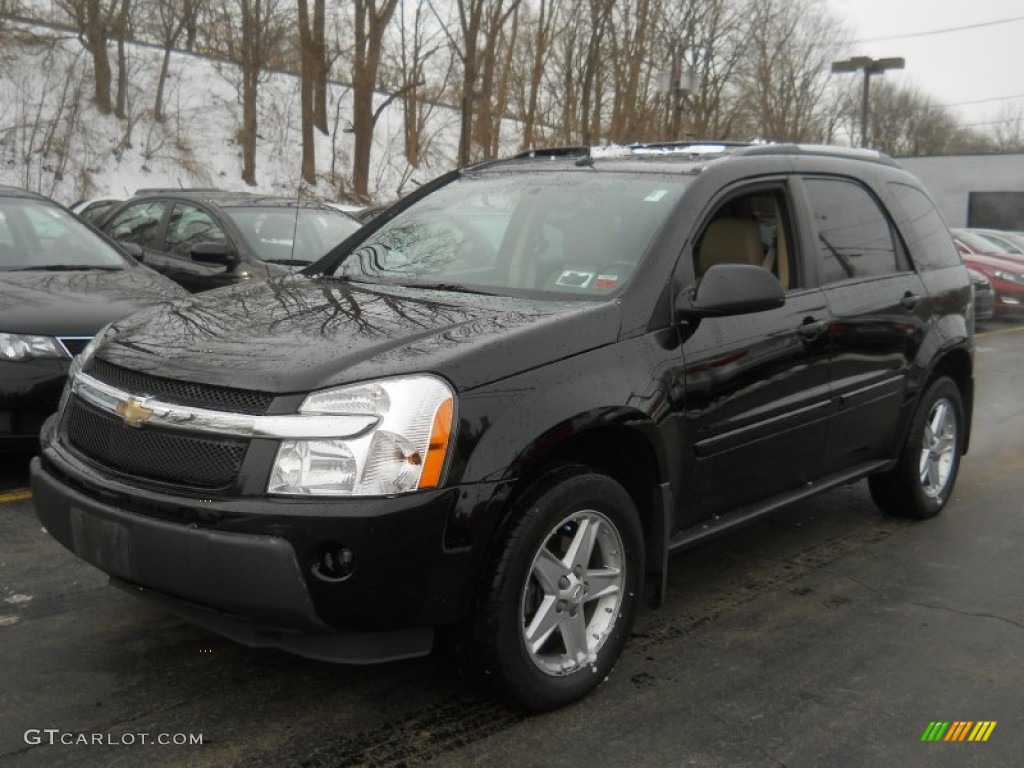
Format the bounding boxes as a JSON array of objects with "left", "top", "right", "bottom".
[
  {"left": 64, "top": 397, "right": 248, "bottom": 488},
  {"left": 85, "top": 358, "right": 274, "bottom": 414}
]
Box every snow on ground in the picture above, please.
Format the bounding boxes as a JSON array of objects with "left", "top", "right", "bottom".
[{"left": 0, "top": 19, "right": 508, "bottom": 207}]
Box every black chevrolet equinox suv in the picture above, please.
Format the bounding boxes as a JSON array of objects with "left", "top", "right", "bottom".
[{"left": 32, "top": 143, "right": 974, "bottom": 710}]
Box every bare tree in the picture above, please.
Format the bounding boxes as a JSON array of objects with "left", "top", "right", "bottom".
[
  {"left": 675, "top": 0, "right": 748, "bottom": 140},
  {"left": 112, "top": 0, "right": 131, "bottom": 118},
  {"left": 55, "top": 0, "right": 121, "bottom": 114},
  {"left": 350, "top": 0, "right": 400, "bottom": 202},
  {"left": 389, "top": 0, "right": 446, "bottom": 166},
  {"left": 991, "top": 103, "right": 1024, "bottom": 152},
  {"left": 473, "top": 0, "right": 522, "bottom": 158},
  {"left": 312, "top": 0, "right": 328, "bottom": 134},
  {"left": 734, "top": 0, "right": 847, "bottom": 142},
  {"left": 152, "top": 0, "right": 203, "bottom": 122},
  {"left": 514, "top": 0, "right": 557, "bottom": 150},
  {"left": 297, "top": 0, "right": 316, "bottom": 183},
  {"left": 216, "top": 0, "right": 286, "bottom": 185},
  {"left": 607, "top": 0, "right": 658, "bottom": 143}
]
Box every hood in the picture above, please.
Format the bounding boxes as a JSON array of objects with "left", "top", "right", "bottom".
[
  {"left": 93, "top": 275, "right": 622, "bottom": 393},
  {"left": 0, "top": 265, "right": 187, "bottom": 336}
]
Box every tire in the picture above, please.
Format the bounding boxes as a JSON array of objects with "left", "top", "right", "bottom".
[
  {"left": 868, "top": 376, "right": 964, "bottom": 519},
  {"left": 477, "top": 469, "right": 644, "bottom": 711}
]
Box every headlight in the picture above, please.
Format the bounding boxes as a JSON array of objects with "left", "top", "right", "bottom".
[
  {"left": 268, "top": 375, "right": 455, "bottom": 496},
  {"left": 0, "top": 333, "right": 65, "bottom": 362},
  {"left": 992, "top": 269, "right": 1024, "bottom": 284}
]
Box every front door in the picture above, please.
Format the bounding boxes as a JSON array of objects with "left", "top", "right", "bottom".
[{"left": 679, "top": 183, "right": 833, "bottom": 521}]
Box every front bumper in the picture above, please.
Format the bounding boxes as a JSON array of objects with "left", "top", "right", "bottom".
[{"left": 31, "top": 440, "right": 504, "bottom": 663}]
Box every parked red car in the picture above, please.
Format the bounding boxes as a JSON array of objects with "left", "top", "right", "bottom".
[{"left": 959, "top": 252, "right": 1024, "bottom": 314}]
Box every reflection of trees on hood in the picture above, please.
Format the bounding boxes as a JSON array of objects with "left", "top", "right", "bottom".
[
  {"left": 141, "top": 275, "right": 476, "bottom": 352},
  {"left": 102, "top": 274, "right": 560, "bottom": 380},
  {"left": 0, "top": 270, "right": 180, "bottom": 312}
]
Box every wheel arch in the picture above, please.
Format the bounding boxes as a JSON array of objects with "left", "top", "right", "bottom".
[
  {"left": 471, "top": 415, "right": 670, "bottom": 614},
  {"left": 924, "top": 345, "right": 974, "bottom": 454}
]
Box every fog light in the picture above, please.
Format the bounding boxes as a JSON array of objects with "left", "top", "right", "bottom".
[{"left": 312, "top": 546, "right": 355, "bottom": 582}]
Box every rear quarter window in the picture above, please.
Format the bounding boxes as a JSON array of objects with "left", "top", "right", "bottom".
[{"left": 887, "top": 182, "right": 962, "bottom": 270}]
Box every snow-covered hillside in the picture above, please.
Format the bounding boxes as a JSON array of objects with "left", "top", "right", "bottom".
[{"left": 0, "top": 19, "right": 488, "bottom": 206}]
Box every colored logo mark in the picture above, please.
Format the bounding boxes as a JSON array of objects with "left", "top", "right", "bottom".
[{"left": 921, "top": 721, "right": 997, "bottom": 742}]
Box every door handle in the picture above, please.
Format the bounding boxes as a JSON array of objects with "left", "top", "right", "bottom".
[
  {"left": 900, "top": 292, "right": 921, "bottom": 310},
  {"left": 798, "top": 318, "right": 828, "bottom": 340}
]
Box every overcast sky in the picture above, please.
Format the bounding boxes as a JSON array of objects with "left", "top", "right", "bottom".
[{"left": 829, "top": 0, "right": 1024, "bottom": 133}]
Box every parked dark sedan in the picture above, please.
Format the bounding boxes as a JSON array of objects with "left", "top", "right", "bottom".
[
  {"left": 100, "top": 191, "right": 362, "bottom": 293},
  {"left": 0, "top": 186, "right": 187, "bottom": 449}
]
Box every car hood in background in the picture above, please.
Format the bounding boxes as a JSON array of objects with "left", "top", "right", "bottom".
[
  {"left": 0, "top": 267, "right": 187, "bottom": 336},
  {"left": 93, "top": 275, "right": 622, "bottom": 393}
]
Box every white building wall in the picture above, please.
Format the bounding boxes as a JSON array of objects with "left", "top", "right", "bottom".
[{"left": 897, "top": 154, "right": 1024, "bottom": 228}]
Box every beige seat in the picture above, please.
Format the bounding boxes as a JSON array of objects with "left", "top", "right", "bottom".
[{"left": 697, "top": 217, "right": 765, "bottom": 274}]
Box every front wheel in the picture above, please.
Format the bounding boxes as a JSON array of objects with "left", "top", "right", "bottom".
[
  {"left": 869, "top": 376, "right": 964, "bottom": 519},
  {"left": 477, "top": 470, "right": 644, "bottom": 711}
]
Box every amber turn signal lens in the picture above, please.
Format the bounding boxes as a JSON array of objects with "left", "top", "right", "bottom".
[{"left": 419, "top": 398, "right": 453, "bottom": 488}]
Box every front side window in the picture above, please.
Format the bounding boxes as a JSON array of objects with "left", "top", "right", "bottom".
[
  {"left": 165, "top": 204, "right": 227, "bottom": 257},
  {"left": 805, "top": 178, "right": 903, "bottom": 283},
  {"left": 106, "top": 201, "right": 167, "bottom": 250},
  {"left": 693, "top": 188, "right": 798, "bottom": 290},
  {"left": 324, "top": 172, "right": 688, "bottom": 297}
]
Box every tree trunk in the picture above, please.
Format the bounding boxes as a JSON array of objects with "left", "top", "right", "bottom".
[
  {"left": 298, "top": 0, "right": 316, "bottom": 184},
  {"left": 154, "top": 46, "right": 171, "bottom": 122},
  {"left": 520, "top": 0, "right": 550, "bottom": 151},
  {"left": 313, "top": 0, "right": 328, "bottom": 134},
  {"left": 113, "top": 0, "right": 130, "bottom": 119},
  {"left": 242, "top": 68, "right": 258, "bottom": 185},
  {"left": 85, "top": 27, "right": 113, "bottom": 114},
  {"left": 184, "top": 0, "right": 197, "bottom": 50},
  {"left": 351, "top": 0, "right": 398, "bottom": 201}
]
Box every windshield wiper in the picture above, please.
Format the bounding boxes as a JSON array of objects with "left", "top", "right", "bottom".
[
  {"left": 264, "top": 258, "right": 314, "bottom": 266},
  {"left": 9, "top": 264, "right": 123, "bottom": 272},
  {"left": 408, "top": 282, "right": 502, "bottom": 296}
]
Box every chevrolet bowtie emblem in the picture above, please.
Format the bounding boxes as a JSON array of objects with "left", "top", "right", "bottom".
[{"left": 115, "top": 397, "right": 153, "bottom": 428}]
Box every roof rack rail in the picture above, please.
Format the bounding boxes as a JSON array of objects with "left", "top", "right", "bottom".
[
  {"left": 133, "top": 187, "right": 239, "bottom": 195},
  {"left": 511, "top": 146, "right": 591, "bottom": 160},
  {"left": 628, "top": 141, "right": 750, "bottom": 152}
]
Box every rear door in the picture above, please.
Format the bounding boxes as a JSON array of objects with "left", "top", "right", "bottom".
[{"left": 794, "top": 176, "right": 929, "bottom": 474}]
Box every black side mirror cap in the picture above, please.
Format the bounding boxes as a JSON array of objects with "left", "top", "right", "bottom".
[
  {"left": 677, "top": 263, "right": 785, "bottom": 318},
  {"left": 120, "top": 242, "right": 143, "bottom": 261},
  {"left": 191, "top": 241, "right": 238, "bottom": 267}
]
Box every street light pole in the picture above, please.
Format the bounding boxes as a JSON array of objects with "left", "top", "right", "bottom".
[{"left": 831, "top": 56, "right": 905, "bottom": 148}]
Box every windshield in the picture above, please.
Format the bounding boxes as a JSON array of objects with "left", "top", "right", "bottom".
[
  {"left": 954, "top": 229, "right": 1012, "bottom": 256},
  {"left": 323, "top": 172, "right": 688, "bottom": 298},
  {"left": 227, "top": 206, "right": 362, "bottom": 264},
  {"left": 975, "top": 231, "right": 1024, "bottom": 254},
  {"left": 0, "top": 198, "right": 128, "bottom": 271}
]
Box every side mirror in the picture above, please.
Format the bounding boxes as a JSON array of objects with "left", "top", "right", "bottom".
[
  {"left": 120, "top": 242, "right": 143, "bottom": 261},
  {"left": 191, "top": 241, "right": 238, "bottom": 268},
  {"left": 677, "top": 263, "right": 785, "bottom": 318}
]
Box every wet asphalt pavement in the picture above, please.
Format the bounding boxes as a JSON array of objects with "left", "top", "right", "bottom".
[{"left": 1, "top": 322, "right": 1023, "bottom": 767}]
